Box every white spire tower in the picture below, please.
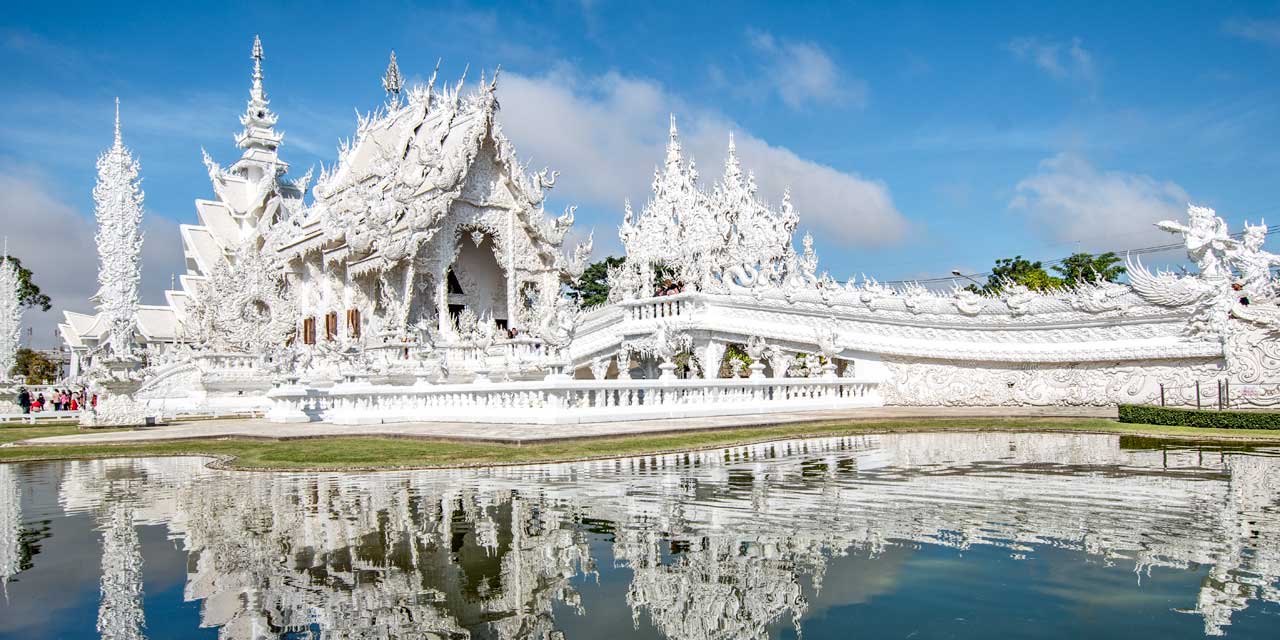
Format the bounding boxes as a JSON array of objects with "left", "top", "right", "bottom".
[
  {"left": 96, "top": 503, "right": 145, "bottom": 639},
  {"left": 0, "top": 464, "right": 19, "bottom": 598},
  {"left": 233, "top": 35, "right": 286, "bottom": 177},
  {"left": 382, "top": 50, "right": 404, "bottom": 107},
  {"left": 665, "top": 113, "right": 682, "bottom": 170},
  {"left": 0, "top": 240, "right": 21, "bottom": 381},
  {"left": 92, "top": 98, "right": 145, "bottom": 362}
]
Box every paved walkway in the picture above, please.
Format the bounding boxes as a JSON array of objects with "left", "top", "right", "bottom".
[{"left": 10, "top": 406, "right": 1117, "bottom": 447}]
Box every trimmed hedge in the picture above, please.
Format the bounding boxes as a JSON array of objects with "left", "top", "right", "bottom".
[{"left": 1118, "top": 404, "right": 1280, "bottom": 430}]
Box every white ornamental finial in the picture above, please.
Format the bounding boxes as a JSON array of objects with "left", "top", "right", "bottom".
[
  {"left": 665, "top": 114, "right": 682, "bottom": 168},
  {"left": 113, "top": 97, "right": 122, "bottom": 146},
  {"left": 251, "top": 35, "right": 264, "bottom": 99},
  {"left": 382, "top": 50, "right": 403, "bottom": 104},
  {"left": 235, "top": 36, "right": 282, "bottom": 163},
  {"left": 724, "top": 131, "right": 742, "bottom": 182}
]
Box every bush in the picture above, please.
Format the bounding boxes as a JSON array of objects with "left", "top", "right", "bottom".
[{"left": 1118, "top": 404, "right": 1280, "bottom": 430}]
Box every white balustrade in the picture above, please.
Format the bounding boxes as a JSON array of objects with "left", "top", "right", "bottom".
[
  {"left": 195, "top": 353, "right": 264, "bottom": 372},
  {"left": 621, "top": 293, "right": 693, "bottom": 322},
  {"left": 266, "top": 377, "right": 880, "bottom": 425}
]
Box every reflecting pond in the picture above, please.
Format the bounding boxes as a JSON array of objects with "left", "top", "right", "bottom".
[{"left": 2, "top": 432, "right": 1279, "bottom": 639}]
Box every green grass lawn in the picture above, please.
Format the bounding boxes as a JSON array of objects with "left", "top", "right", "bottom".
[{"left": 3, "top": 417, "right": 1280, "bottom": 471}]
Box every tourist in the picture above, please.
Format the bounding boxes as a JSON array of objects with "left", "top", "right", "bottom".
[
  {"left": 69, "top": 394, "right": 79, "bottom": 412},
  {"left": 17, "top": 388, "right": 30, "bottom": 414},
  {"left": 34, "top": 392, "right": 44, "bottom": 412}
]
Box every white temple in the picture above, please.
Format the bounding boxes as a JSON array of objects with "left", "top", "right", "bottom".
[{"left": 57, "top": 38, "right": 1280, "bottom": 424}]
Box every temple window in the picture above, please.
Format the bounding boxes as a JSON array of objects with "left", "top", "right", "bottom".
[
  {"left": 324, "top": 312, "right": 338, "bottom": 341},
  {"left": 302, "top": 317, "right": 316, "bottom": 345}
]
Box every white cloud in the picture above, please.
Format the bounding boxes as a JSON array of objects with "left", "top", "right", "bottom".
[
  {"left": 0, "top": 164, "right": 186, "bottom": 348},
  {"left": 1006, "top": 36, "right": 1096, "bottom": 85},
  {"left": 497, "top": 67, "right": 909, "bottom": 248},
  {"left": 1009, "top": 153, "right": 1190, "bottom": 250},
  {"left": 1223, "top": 17, "right": 1280, "bottom": 46},
  {"left": 747, "top": 30, "right": 866, "bottom": 109}
]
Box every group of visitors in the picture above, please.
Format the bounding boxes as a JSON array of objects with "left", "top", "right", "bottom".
[{"left": 16, "top": 388, "right": 94, "bottom": 414}]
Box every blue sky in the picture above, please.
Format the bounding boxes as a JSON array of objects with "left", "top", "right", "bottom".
[{"left": 2, "top": 1, "right": 1279, "bottom": 343}]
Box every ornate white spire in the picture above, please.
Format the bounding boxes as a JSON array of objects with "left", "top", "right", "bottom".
[
  {"left": 234, "top": 35, "right": 285, "bottom": 173},
  {"left": 382, "top": 50, "right": 403, "bottom": 106},
  {"left": 0, "top": 251, "right": 21, "bottom": 381},
  {"left": 92, "top": 100, "right": 144, "bottom": 361},
  {"left": 665, "top": 114, "right": 682, "bottom": 170},
  {"left": 113, "top": 97, "right": 122, "bottom": 147},
  {"left": 251, "top": 35, "right": 265, "bottom": 101},
  {"left": 723, "top": 132, "right": 742, "bottom": 184},
  {"left": 96, "top": 503, "right": 145, "bottom": 640},
  {"left": 0, "top": 465, "right": 18, "bottom": 597}
]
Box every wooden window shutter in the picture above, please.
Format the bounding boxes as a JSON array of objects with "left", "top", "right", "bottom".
[
  {"left": 325, "top": 312, "right": 338, "bottom": 341},
  {"left": 302, "top": 317, "right": 316, "bottom": 345}
]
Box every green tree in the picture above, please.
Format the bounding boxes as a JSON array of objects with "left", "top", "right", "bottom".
[
  {"left": 567, "top": 256, "right": 625, "bottom": 307},
  {"left": 1, "top": 256, "right": 52, "bottom": 311},
  {"left": 968, "top": 255, "right": 1063, "bottom": 294},
  {"left": 567, "top": 257, "right": 685, "bottom": 306},
  {"left": 1051, "top": 251, "right": 1126, "bottom": 287},
  {"left": 12, "top": 348, "right": 58, "bottom": 384}
]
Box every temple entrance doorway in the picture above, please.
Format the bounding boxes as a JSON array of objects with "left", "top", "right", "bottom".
[{"left": 444, "top": 229, "right": 508, "bottom": 332}]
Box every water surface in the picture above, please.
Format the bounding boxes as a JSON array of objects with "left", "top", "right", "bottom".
[{"left": 1, "top": 432, "right": 1278, "bottom": 638}]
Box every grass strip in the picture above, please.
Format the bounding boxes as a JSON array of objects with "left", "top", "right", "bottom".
[{"left": 4, "top": 417, "right": 1280, "bottom": 472}]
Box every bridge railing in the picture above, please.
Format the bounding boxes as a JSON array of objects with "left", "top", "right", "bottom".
[{"left": 266, "top": 376, "right": 880, "bottom": 425}]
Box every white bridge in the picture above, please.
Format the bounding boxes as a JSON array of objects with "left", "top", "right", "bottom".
[{"left": 266, "top": 376, "right": 879, "bottom": 425}]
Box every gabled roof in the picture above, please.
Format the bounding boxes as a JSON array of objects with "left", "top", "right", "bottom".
[
  {"left": 135, "top": 305, "right": 179, "bottom": 340},
  {"left": 62, "top": 310, "right": 105, "bottom": 340},
  {"left": 180, "top": 224, "right": 224, "bottom": 276},
  {"left": 57, "top": 323, "right": 85, "bottom": 348},
  {"left": 194, "top": 198, "right": 241, "bottom": 246}
]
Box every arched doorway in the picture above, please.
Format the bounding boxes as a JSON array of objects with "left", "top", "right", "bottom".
[{"left": 442, "top": 229, "right": 509, "bottom": 332}]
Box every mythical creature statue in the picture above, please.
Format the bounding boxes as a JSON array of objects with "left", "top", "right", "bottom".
[
  {"left": 1229, "top": 221, "right": 1280, "bottom": 299},
  {"left": 1132, "top": 204, "right": 1280, "bottom": 338},
  {"left": 1157, "top": 205, "right": 1236, "bottom": 280}
]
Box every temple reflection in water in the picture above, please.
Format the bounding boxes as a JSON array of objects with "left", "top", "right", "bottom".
[{"left": 3, "top": 432, "right": 1279, "bottom": 639}]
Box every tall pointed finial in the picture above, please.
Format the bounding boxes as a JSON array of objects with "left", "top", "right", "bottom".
[
  {"left": 235, "top": 35, "right": 283, "bottom": 165},
  {"left": 113, "top": 97, "right": 122, "bottom": 147},
  {"left": 427, "top": 58, "right": 441, "bottom": 94},
  {"left": 665, "top": 114, "right": 682, "bottom": 168},
  {"left": 723, "top": 131, "right": 742, "bottom": 182},
  {"left": 250, "top": 35, "right": 265, "bottom": 102},
  {"left": 382, "top": 50, "right": 403, "bottom": 104}
]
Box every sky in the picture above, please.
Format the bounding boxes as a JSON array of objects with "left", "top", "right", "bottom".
[{"left": 2, "top": 1, "right": 1279, "bottom": 347}]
